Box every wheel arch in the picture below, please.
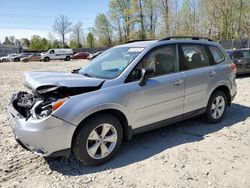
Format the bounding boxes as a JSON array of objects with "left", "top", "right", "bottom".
[
  {"left": 71, "top": 108, "right": 132, "bottom": 150},
  {"left": 209, "top": 85, "right": 231, "bottom": 106}
]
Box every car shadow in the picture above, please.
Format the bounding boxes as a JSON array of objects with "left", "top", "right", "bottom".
[
  {"left": 46, "top": 103, "right": 250, "bottom": 176},
  {"left": 236, "top": 73, "right": 250, "bottom": 79}
]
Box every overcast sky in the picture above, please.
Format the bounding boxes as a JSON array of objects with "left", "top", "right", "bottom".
[{"left": 0, "top": 0, "right": 110, "bottom": 42}]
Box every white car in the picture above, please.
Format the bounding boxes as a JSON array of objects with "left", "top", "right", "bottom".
[
  {"left": 41, "top": 49, "right": 73, "bottom": 62},
  {"left": 0, "top": 54, "right": 18, "bottom": 63}
]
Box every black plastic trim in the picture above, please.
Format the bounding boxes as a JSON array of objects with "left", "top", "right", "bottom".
[
  {"left": 48, "top": 148, "right": 71, "bottom": 157},
  {"left": 132, "top": 108, "right": 206, "bottom": 135}
]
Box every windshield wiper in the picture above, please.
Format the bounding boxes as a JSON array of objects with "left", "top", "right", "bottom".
[
  {"left": 83, "top": 73, "right": 93, "bottom": 78},
  {"left": 71, "top": 68, "right": 80, "bottom": 74}
]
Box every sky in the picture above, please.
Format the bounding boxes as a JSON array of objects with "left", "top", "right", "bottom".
[{"left": 0, "top": 0, "right": 110, "bottom": 42}]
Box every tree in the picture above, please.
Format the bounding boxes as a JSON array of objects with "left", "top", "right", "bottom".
[
  {"left": 20, "top": 38, "right": 30, "bottom": 48},
  {"left": 29, "top": 35, "right": 51, "bottom": 50},
  {"left": 161, "top": 0, "right": 169, "bottom": 35},
  {"left": 71, "top": 22, "right": 84, "bottom": 48},
  {"left": 144, "top": 0, "right": 159, "bottom": 38},
  {"left": 131, "top": 0, "right": 146, "bottom": 40},
  {"left": 109, "top": 0, "right": 135, "bottom": 42},
  {"left": 94, "top": 14, "right": 113, "bottom": 47},
  {"left": 53, "top": 15, "right": 72, "bottom": 46},
  {"left": 87, "top": 32, "right": 95, "bottom": 48},
  {"left": 3, "top": 37, "right": 14, "bottom": 45}
]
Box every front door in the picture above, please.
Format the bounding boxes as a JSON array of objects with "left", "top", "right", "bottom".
[{"left": 124, "top": 44, "right": 185, "bottom": 129}]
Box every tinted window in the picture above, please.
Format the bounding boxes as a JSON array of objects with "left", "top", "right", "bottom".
[
  {"left": 182, "top": 45, "right": 210, "bottom": 69},
  {"left": 209, "top": 46, "right": 224, "bottom": 64},
  {"left": 127, "top": 45, "right": 178, "bottom": 82},
  {"left": 243, "top": 51, "right": 250, "bottom": 58},
  {"left": 233, "top": 51, "right": 243, "bottom": 59}
]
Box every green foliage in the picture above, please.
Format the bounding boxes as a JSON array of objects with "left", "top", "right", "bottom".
[
  {"left": 93, "top": 13, "right": 113, "bottom": 47},
  {"left": 29, "top": 35, "right": 51, "bottom": 50},
  {"left": 87, "top": 32, "right": 95, "bottom": 48}
]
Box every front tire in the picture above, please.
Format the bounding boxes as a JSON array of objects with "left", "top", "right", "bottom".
[
  {"left": 44, "top": 57, "right": 50, "bottom": 62},
  {"left": 73, "top": 114, "right": 123, "bottom": 166},
  {"left": 205, "top": 91, "right": 227, "bottom": 123}
]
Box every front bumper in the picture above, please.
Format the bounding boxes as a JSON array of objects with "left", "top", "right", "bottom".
[{"left": 7, "top": 100, "right": 76, "bottom": 157}]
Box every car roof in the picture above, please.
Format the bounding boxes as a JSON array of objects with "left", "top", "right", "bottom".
[
  {"left": 226, "top": 48, "right": 250, "bottom": 52},
  {"left": 116, "top": 39, "right": 219, "bottom": 49}
]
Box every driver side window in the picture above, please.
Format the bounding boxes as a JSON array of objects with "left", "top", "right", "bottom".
[{"left": 126, "top": 45, "right": 179, "bottom": 82}]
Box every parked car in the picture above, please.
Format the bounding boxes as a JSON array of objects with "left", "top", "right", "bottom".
[
  {"left": 226, "top": 48, "right": 250, "bottom": 74},
  {"left": 0, "top": 54, "right": 18, "bottom": 62},
  {"left": 9, "top": 53, "right": 32, "bottom": 62},
  {"left": 40, "top": 49, "right": 73, "bottom": 62},
  {"left": 87, "top": 51, "right": 103, "bottom": 60},
  {"left": 8, "top": 36, "right": 237, "bottom": 166},
  {"left": 21, "top": 53, "right": 41, "bottom": 62},
  {"left": 73, "top": 52, "right": 90, "bottom": 60}
]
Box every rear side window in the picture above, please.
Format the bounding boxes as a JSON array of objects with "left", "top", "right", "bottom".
[
  {"left": 243, "top": 51, "right": 250, "bottom": 58},
  {"left": 181, "top": 44, "right": 210, "bottom": 69},
  {"left": 209, "top": 46, "right": 225, "bottom": 64}
]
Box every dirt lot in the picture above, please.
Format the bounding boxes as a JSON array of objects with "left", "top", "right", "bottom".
[{"left": 0, "top": 61, "right": 250, "bottom": 188}]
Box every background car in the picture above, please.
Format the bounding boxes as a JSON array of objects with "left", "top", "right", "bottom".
[
  {"left": 87, "top": 51, "right": 103, "bottom": 60},
  {"left": 73, "top": 52, "right": 90, "bottom": 60},
  {"left": 41, "top": 48, "right": 73, "bottom": 62},
  {"left": 9, "top": 53, "right": 32, "bottom": 62},
  {"left": 226, "top": 48, "right": 250, "bottom": 74},
  {"left": 21, "top": 53, "right": 41, "bottom": 62},
  {"left": 0, "top": 54, "right": 18, "bottom": 62}
]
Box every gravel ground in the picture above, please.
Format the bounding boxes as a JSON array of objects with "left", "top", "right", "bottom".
[{"left": 0, "top": 61, "right": 250, "bottom": 188}]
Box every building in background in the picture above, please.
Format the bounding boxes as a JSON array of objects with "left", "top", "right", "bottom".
[{"left": 0, "top": 44, "right": 23, "bottom": 57}]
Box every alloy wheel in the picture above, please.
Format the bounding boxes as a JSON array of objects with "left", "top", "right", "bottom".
[{"left": 86, "top": 123, "right": 118, "bottom": 160}]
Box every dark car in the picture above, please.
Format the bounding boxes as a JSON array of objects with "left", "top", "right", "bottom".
[
  {"left": 73, "top": 52, "right": 90, "bottom": 60},
  {"left": 226, "top": 48, "right": 250, "bottom": 74}
]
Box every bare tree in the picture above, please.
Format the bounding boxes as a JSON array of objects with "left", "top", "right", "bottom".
[
  {"left": 53, "top": 15, "right": 72, "bottom": 46},
  {"left": 72, "top": 22, "right": 84, "bottom": 48}
]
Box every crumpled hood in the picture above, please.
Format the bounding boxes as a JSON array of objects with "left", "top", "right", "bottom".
[{"left": 25, "top": 71, "right": 105, "bottom": 91}]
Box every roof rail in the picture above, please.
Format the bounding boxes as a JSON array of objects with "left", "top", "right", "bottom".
[
  {"left": 159, "top": 36, "right": 213, "bottom": 42},
  {"left": 125, "top": 39, "right": 156, "bottom": 44}
]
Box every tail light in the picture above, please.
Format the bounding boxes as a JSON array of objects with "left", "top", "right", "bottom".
[{"left": 230, "top": 63, "right": 237, "bottom": 74}]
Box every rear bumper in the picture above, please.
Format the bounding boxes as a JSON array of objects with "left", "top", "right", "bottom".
[{"left": 7, "top": 101, "right": 76, "bottom": 157}]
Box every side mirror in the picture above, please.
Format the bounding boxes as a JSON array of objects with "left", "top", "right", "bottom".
[{"left": 139, "top": 67, "right": 154, "bottom": 86}]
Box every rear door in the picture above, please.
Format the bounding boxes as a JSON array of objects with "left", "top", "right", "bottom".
[{"left": 180, "top": 44, "right": 215, "bottom": 113}]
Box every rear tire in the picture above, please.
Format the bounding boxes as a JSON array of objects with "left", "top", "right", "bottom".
[
  {"left": 65, "top": 56, "right": 70, "bottom": 61},
  {"left": 72, "top": 114, "right": 123, "bottom": 166},
  {"left": 205, "top": 91, "right": 227, "bottom": 123}
]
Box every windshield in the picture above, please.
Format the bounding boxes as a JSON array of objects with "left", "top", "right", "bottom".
[{"left": 79, "top": 47, "right": 144, "bottom": 79}]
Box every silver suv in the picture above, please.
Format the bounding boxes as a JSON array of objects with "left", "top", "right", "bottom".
[{"left": 8, "top": 36, "right": 237, "bottom": 166}]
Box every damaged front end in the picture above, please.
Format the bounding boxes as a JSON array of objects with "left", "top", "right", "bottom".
[
  {"left": 12, "top": 84, "right": 103, "bottom": 120},
  {"left": 12, "top": 91, "right": 63, "bottom": 120}
]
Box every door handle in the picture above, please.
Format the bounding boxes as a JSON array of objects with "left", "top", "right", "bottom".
[
  {"left": 173, "top": 79, "right": 184, "bottom": 86},
  {"left": 209, "top": 70, "right": 216, "bottom": 76}
]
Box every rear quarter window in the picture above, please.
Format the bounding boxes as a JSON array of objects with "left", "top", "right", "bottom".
[
  {"left": 243, "top": 51, "right": 250, "bottom": 58},
  {"left": 209, "top": 46, "right": 225, "bottom": 64}
]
